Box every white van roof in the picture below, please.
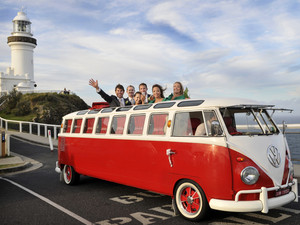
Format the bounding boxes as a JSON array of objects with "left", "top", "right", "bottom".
[{"left": 62, "top": 98, "right": 279, "bottom": 119}]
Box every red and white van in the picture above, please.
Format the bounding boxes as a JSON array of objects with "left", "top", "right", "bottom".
[{"left": 56, "top": 98, "right": 298, "bottom": 221}]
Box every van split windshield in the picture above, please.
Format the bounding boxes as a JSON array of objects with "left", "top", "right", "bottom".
[{"left": 220, "top": 106, "right": 279, "bottom": 136}]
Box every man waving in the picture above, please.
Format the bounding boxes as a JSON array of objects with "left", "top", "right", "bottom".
[{"left": 89, "top": 78, "right": 131, "bottom": 107}]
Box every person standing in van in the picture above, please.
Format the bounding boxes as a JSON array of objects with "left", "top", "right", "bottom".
[
  {"left": 125, "top": 85, "right": 135, "bottom": 105},
  {"left": 195, "top": 113, "right": 217, "bottom": 136},
  {"left": 163, "top": 81, "right": 186, "bottom": 101},
  {"left": 89, "top": 78, "right": 131, "bottom": 107},
  {"left": 139, "top": 83, "right": 151, "bottom": 104},
  {"left": 134, "top": 91, "right": 145, "bottom": 105},
  {"left": 148, "top": 84, "right": 165, "bottom": 103}
]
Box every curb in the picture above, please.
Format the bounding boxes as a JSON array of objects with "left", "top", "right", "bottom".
[{"left": 0, "top": 162, "right": 32, "bottom": 175}]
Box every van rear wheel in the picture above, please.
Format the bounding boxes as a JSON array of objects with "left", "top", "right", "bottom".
[
  {"left": 174, "top": 179, "right": 209, "bottom": 221},
  {"left": 63, "top": 165, "right": 79, "bottom": 185}
]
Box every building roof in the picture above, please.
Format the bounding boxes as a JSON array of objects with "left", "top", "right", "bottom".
[{"left": 13, "top": 11, "right": 31, "bottom": 22}]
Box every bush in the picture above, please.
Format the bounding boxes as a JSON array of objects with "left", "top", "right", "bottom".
[
  {"left": 15, "top": 100, "right": 31, "bottom": 116},
  {"left": 1, "top": 91, "right": 89, "bottom": 124}
]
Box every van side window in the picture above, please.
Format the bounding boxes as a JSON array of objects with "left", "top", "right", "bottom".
[
  {"left": 111, "top": 115, "right": 126, "bottom": 134},
  {"left": 72, "top": 119, "right": 83, "bottom": 133},
  {"left": 128, "top": 114, "right": 146, "bottom": 135},
  {"left": 63, "top": 119, "right": 72, "bottom": 133},
  {"left": 148, "top": 113, "right": 168, "bottom": 135},
  {"left": 83, "top": 118, "right": 95, "bottom": 134},
  {"left": 195, "top": 111, "right": 223, "bottom": 136},
  {"left": 95, "top": 117, "right": 109, "bottom": 134},
  {"left": 173, "top": 111, "right": 203, "bottom": 136}
]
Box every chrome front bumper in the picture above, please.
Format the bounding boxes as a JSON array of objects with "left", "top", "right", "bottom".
[{"left": 209, "top": 178, "right": 298, "bottom": 213}]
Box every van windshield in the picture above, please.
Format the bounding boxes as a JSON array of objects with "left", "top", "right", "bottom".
[{"left": 220, "top": 107, "right": 279, "bottom": 136}]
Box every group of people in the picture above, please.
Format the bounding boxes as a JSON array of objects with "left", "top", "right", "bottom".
[{"left": 89, "top": 78, "right": 188, "bottom": 107}]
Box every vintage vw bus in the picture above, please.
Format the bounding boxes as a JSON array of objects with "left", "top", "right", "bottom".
[{"left": 56, "top": 98, "right": 298, "bottom": 221}]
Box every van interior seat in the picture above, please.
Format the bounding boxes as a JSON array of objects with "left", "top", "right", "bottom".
[
  {"left": 74, "top": 119, "right": 82, "bottom": 133},
  {"left": 152, "top": 114, "right": 167, "bottom": 135},
  {"left": 99, "top": 118, "right": 109, "bottom": 134},
  {"left": 223, "top": 117, "right": 237, "bottom": 133},
  {"left": 115, "top": 117, "right": 126, "bottom": 134},
  {"left": 191, "top": 118, "right": 201, "bottom": 135},
  {"left": 85, "top": 119, "right": 95, "bottom": 133},
  {"left": 132, "top": 116, "right": 145, "bottom": 134}
]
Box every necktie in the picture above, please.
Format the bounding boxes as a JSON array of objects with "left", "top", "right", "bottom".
[{"left": 118, "top": 98, "right": 125, "bottom": 106}]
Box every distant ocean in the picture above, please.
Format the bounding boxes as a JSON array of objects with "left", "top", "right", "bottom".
[
  {"left": 272, "top": 116, "right": 300, "bottom": 165},
  {"left": 286, "top": 131, "right": 300, "bottom": 165}
]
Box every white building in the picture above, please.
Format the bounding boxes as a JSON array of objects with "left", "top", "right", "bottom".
[{"left": 0, "top": 10, "right": 37, "bottom": 95}]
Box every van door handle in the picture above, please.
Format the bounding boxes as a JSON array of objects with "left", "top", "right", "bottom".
[{"left": 166, "top": 149, "right": 176, "bottom": 167}]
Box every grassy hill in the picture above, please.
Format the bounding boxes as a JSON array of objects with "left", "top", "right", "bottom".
[{"left": 0, "top": 90, "right": 89, "bottom": 125}]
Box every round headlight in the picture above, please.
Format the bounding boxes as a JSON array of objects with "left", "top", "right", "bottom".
[{"left": 241, "top": 166, "right": 260, "bottom": 185}]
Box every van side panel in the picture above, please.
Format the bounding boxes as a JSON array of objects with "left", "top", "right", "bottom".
[
  {"left": 168, "top": 142, "right": 233, "bottom": 201},
  {"left": 58, "top": 136, "right": 233, "bottom": 199},
  {"left": 59, "top": 136, "right": 173, "bottom": 195}
]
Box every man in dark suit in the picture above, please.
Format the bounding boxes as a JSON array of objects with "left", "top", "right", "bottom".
[
  {"left": 89, "top": 78, "right": 131, "bottom": 107},
  {"left": 139, "top": 83, "right": 151, "bottom": 104}
]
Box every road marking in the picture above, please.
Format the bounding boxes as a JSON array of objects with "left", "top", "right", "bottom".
[
  {"left": 245, "top": 212, "right": 290, "bottom": 223},
  {"left": 149, "top": 205, "right": 175, "bottom": 216},
  {"left": 0, "top": 177, "right": 93, "bottom": 225},
  {"left": 110, "top": 195, "right": 144, "bottom": 204}
]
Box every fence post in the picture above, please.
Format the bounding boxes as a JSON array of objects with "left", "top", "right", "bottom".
[
  {"left": 44, "top": 125, "right": 47, "bottom": 138},
  {"left": 37, "top": 124, "right": 40, "bottom": 136},
  {"left": 5, "top": 121, "right": 8, "bottom": 131},
  {"left": 29, "top": 123, "right": 32, "bottom": 134},
  {"left": 54, "top": 126, "right": 57, "bottom": 140},
  {"left": 19, "top": 122, "right": 22, "bottom": 133},
  {"left": 48, "top": 130, "right": 53, "bottom": 152}
]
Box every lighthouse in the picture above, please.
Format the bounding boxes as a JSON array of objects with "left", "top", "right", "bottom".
[{"left": 0, "top": 9, "right": 37, "bottom": 94}]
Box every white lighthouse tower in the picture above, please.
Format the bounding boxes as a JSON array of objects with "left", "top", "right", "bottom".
[{"left": 0, "top": 9, "right": 37, "bottom": 94}]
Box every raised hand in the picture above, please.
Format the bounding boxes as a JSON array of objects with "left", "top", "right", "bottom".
[{"left": 89, "top": 78, "right": 99, "bottom": 89}]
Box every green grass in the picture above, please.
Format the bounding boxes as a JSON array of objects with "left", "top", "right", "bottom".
[
  {"left": 0, "top": 163, "right": 24, "bottom": 169},
  {"left": 0, "top": 113, "right": 35, "bottom": 121}
]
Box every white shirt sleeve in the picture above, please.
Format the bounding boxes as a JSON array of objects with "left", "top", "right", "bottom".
[{"left": 195, "top": 123, "right": 206, "bottom": 136}]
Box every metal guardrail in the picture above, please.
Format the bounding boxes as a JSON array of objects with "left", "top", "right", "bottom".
[
  {"left": 236, "top": 124, "right": 300, "bottom": 134},
  {"left": 0, "top": 117, "right": 60, "bottom": 139}
]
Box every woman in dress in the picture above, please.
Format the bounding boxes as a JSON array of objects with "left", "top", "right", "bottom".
[
  {"left": 148, "top": 84, "right": 165, "bottom": 103},
  {"left": 163, "top": 81, "right": 186, "bottom": 101}
]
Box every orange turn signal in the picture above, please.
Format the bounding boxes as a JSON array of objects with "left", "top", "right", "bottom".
[
  {"left": 236, "top": 157, "right": 244, "bottom": 162},
  {"left": 167, "top": 120, "right": 171, "bottom": 128}
]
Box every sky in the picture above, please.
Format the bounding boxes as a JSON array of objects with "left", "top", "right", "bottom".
[{"left": 0, "top": 0, "right": 300, "bottom": 122}]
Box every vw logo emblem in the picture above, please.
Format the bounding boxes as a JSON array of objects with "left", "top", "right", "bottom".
[{"left": 267, "top": 145, "right": 281, "bottom": 168}]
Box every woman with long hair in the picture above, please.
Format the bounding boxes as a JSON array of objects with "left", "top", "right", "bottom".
[
  {"left": 163, "top": 81, "right": 186, "bottom": 101},
  {"left": 149, "top": 84, "right": 165, "bottom": 103}
]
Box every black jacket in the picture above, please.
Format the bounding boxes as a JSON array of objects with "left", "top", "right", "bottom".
[{"left": 98, "top": 89, "right": 131, "bottom": 107}]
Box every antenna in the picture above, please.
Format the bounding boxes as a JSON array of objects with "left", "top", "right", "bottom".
[{"left": 20, "top": 6, "right": 27, "bottom": 14}]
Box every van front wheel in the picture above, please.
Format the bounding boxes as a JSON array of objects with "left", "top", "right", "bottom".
[
  {"left": 174, "top": 180, "right": 209, "bottom": 221},
  {"left": 63, "top": 165, "right": 79, "bottom": 185}
]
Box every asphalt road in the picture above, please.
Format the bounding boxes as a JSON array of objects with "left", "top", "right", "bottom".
[{"left": 0, "top": 137, "right": 299, "bottom": 225}]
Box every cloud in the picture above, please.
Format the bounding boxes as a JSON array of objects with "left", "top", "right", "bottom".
[{"left": 0, "top": 0, "right": 299, "bottom": 116}]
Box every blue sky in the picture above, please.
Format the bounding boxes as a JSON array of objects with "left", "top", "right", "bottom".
[{"left": 0, "top": 0, "right": 300, "bottom": 121}]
